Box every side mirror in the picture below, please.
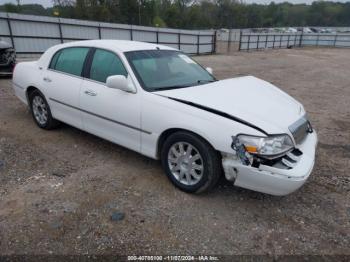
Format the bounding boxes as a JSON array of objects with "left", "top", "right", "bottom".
[
  {"left": 206, "top": 67, "right": 213, "bottom": 75},
  {"left": 106, "top": 75, "right": 136, "bottom": 93}
]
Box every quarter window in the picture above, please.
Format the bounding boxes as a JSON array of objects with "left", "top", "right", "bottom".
[
  {"left": 89, "top": 49, "right": 128, "bottom": 83},
  {"left": 49, "top": 47, "right": 89, "bottom": 77}
]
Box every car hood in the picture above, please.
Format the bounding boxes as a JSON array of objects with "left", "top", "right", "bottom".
[{"left": 154, "top": 76, "right": 304, "bottom": 135}]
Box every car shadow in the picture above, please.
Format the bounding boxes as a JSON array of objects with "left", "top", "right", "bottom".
[{"left": 54, "top": 123, "right": 290, "bottom": 203}]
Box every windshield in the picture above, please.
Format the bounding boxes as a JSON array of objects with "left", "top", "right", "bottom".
[{"left": 124, "top": 50, "right": 215, "bottom": 92}]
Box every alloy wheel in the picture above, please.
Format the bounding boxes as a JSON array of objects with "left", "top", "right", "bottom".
[
  {"left": 32, "top": 95, "right": 48, "bottom": 125},
  {"left": 167, "top": 142, "right": 204, "bottom": 186}
]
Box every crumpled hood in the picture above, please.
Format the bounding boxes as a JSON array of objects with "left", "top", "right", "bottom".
[{"left": 155, "top": 76, "right": 304, "bottom": 134}]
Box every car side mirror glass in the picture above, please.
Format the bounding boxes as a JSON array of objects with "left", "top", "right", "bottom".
[
  {"left": 106, "top": 75, "right": 136, "bottom": 93},
  {"left": 206, "top": 67, "right": 213, "bottom": 75}
]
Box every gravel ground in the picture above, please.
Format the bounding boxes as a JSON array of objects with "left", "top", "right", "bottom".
[{"left": 0, "top": 47, "right": 349, "bottom": 257}]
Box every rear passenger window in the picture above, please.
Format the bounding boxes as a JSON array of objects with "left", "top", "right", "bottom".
[
  {"left": 89, "top": 49, "right": 128, "bottom": 83},
  {"left": 50, "top": 47, "right": 89, "bottom": 77}
]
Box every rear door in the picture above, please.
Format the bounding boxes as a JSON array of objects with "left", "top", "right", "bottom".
[
  {"left": 79, "top": 48, "right": 142, "bottom": 152},
  {"left": 44, "top": 47, "right": 90, "bottom": 129}
]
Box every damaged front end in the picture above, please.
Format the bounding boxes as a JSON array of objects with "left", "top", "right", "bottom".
[
  {"left": 230, "top": 134, "right": 304, "bottom": 170},
  {"left": 0, "top": 41, "right": 16, "bottom": 76},
  {"left": 222, "top": 117, "right": 317, "bottom": 195}
]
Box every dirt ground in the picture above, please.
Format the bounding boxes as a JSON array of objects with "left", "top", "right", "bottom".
[{"left": 0, "top": 47, "right": 349, "bottom": 257}]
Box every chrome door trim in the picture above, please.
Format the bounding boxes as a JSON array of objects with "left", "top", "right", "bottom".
[{"left": 49, "top": 97, "right": 151, "bottom": 134}]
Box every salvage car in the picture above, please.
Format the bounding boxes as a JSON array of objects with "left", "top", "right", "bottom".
[
  {"left": 12, "top": 40, "right": 317, "bottom": 195},
  {"left": 0, "top": 40, "right": 16, "bottom": 76}
]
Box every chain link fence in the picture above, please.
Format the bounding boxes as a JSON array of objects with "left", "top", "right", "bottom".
[{"left": 217, "top": 29, "right": 350, "bottom": 52}]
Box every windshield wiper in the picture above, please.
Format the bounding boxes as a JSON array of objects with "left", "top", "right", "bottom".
[
  {"left": 151, "top": 84, "right": 192, "bottom": 92},
  {"left": 151, "top": 79, "right": 217, "bottom": 92},
  {"left": 196, "top": 79, "right": 217, "bottom": 84}
]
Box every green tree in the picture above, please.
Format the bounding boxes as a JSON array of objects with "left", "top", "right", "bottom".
[{"left": 1, "top": 0, "right": 350, "bottom": 29}]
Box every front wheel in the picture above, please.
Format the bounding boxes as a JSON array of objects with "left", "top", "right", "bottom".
[
  {"left": 161, "top": 131, "right": 221, "bottom": 193},
  {"left": 29, "top": 89, "right": 60, "bottom": 130}
]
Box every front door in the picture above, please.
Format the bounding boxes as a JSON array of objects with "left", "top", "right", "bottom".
[{"left": 79, "top": 48, "right": 142, "bottom": 152}]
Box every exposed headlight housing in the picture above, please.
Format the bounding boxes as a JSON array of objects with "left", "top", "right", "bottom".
[{"left": 236, "top": 134, "right": 294, "bottom": 159}]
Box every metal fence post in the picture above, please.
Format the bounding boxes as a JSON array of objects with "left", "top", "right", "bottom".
[
  {"left": 130, "top": 26, "right": 133, "bottom": 41},
  {"left": 212, "top": 31, "right": 217, "bottom": 54},
  {"left": 273, "top": 35, "right": 275, "bottom": 49},
  {"left": 58, "top": 18, "right": 63, "bottom": 43},
  {"left": 333, "top": 34, "right": 337, "bottom": 47},
  {"left": 247, "top": 34, "right": 250, "bottom": 52},
  {"left": 197, "top": 34, "right": 200, "bottom": 55},
  {"left": 287, "top": 34, "right": 290, "bottom": 47},
  {"left": 98, "top": 24, "right": 101, "bottom": 39},
  {"left": 299, "top": 31, "right": 303, "bottom": 47},
  {"left": 156, "top": 30, "right": 159, "bottom": 44},
  {"left": 279, "top": 34, "right": 282, "bottom": 48},
  {"left": 316, "top": 34, "right": 320, "bottom": 47},
  {"left": 178, "top": 33, "right": 181, "bottom": 50},
  {"left": 6, "top": 13, "right": 15, "bottom": 48},
  {"left": 238, "top": 29, "right": 242, "bottom": 51},
  {"left": 228, "top": 29, "right": 232, "bottom": 53}
]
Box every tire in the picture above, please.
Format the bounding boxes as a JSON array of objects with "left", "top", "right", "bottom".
[
  {"left": 29, "top": 89, "right": 60, "bottom": 130},
  {"left": 161, "top": 131, "right": 221, "bottom": 193}
]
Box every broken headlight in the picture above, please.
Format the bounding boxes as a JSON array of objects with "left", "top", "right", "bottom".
[{"left": 234, "top": 134, "right": 294, "bottom": 159}]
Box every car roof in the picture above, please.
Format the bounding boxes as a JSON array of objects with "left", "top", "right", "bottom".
[
  {"left": 37, "top": 40, "right": 178, "bottom": 68},
  {"left": 58, "top": 40, "right": 176, "bottom": 52}
]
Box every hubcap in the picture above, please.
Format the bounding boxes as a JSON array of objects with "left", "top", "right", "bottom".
[
  {"left": 168, "top": 142, "right": 204, "bottom": 186},
  {"left": 32, "top": 96, "right": 48, "bottom": 125}
]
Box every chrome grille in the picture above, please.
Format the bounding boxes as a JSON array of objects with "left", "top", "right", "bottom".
[{"left": 289, "top": 115, "right": 309, "bottom": 144}]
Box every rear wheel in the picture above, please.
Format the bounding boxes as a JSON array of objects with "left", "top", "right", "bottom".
[
  {"left": 161, "top": 131, "right": 221, "bottom": 193},
  {"left": 29, "top": 89, "right": 60, "bottom": 129}
]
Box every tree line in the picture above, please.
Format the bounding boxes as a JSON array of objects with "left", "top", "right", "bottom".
[{"left": 1, "top": 0, "right": 350, "bottom": 29}]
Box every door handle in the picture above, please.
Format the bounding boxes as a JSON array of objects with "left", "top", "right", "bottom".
[
  {"left": 43, "top": 77, "right": 52, "bottom": 83},
  {"left": 84, "top": 90, "right": 97, "bottom": 96}
]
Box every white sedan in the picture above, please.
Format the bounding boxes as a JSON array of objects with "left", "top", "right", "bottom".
[{"left": 12, "top": 40, "right": 317, "bottom": 195}]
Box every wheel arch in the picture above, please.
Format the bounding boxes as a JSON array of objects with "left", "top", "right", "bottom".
[
  {"left": 156, "top": 128, "right": 220, "bottom": 159},
  {"left": 26, "top": 86, "right": 40, "bottom": 104}
]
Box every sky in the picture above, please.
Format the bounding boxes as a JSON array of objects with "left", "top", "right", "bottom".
[
  {"left": 0, "top": 0, "right": 52, "bottom": 7},
  {"left": 0, "top": 0, "right": 349, "bottom": 7}
]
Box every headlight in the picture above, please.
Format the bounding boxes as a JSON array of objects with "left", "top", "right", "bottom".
[{"left": 236, "top": 134, "right": 294, "bottom": 158}]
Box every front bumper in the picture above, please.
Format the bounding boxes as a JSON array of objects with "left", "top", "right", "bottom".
[
  {"left": 0, "top": 47, "right": 16, "bottom": 76},
  {"left": 222, "top": 131, "right": 318, "bottom": 196}
]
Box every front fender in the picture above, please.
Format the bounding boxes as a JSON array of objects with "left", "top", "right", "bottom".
[{"left": 140, "top": 92, "right": 264, "bottom": 159}]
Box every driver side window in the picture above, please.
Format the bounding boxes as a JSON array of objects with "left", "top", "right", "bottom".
[{"left": 89, "top": 49, "right": 128, "bottom": 83}]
